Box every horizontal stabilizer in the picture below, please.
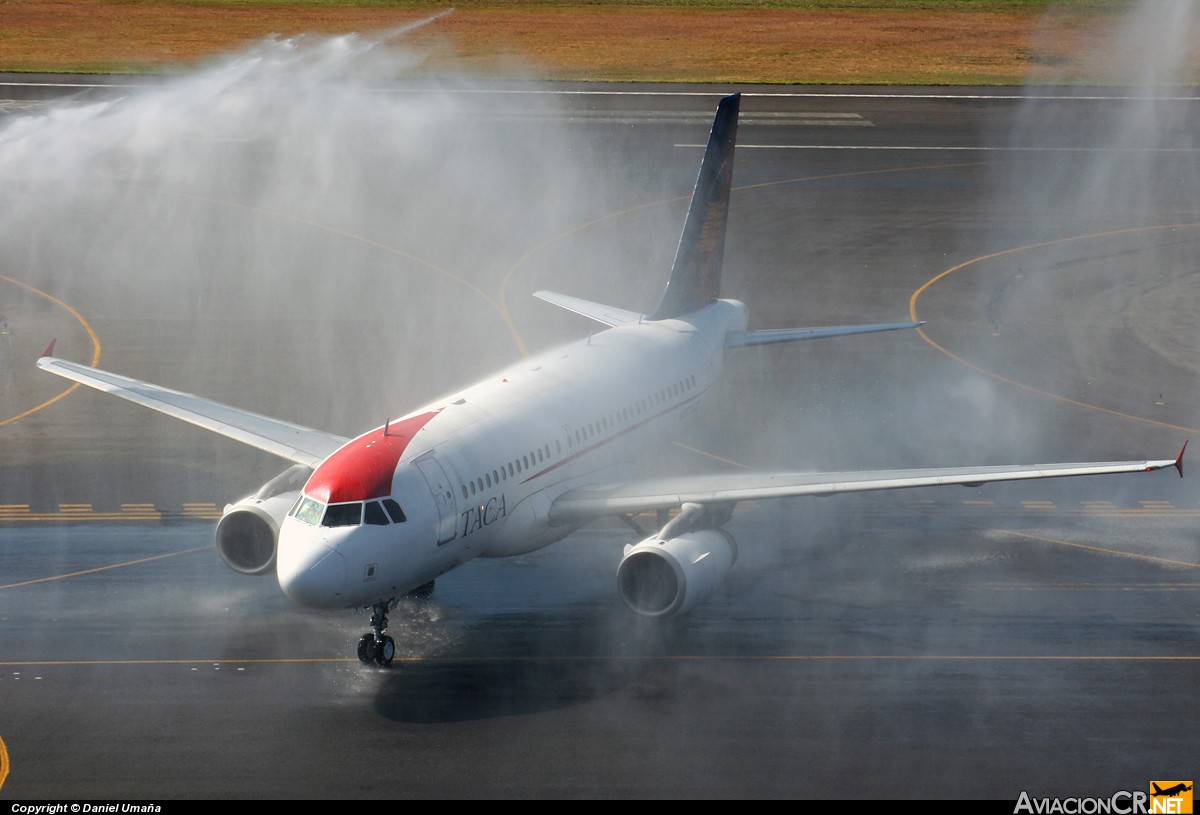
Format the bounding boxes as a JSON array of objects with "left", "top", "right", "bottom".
[
  {"left": 533, "top": 290, "right": 644, "bottom": 327},
  {"left": 38, "top": 354, "right": 348, "bottom": 467},
  {"left": 726, "top": 321, "right": 924, "bottom": 348}
]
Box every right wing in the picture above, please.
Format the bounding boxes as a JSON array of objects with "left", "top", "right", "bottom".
[
  {"left": 38, "top": 349, "right": 348, "bottom": 467},
  {"left": 548, "top": 450, "right": 1185, "bottom": 524}
]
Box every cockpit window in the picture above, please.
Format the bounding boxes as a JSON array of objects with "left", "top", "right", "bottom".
[
  {"left": 322, "top": 502, "right": 363, "bottom": 527},
  {"left": 382, "top": 498, "right": 406, "bottom": 523},
  {"left": 293, "top": 497, "right": 325, "bottom": 526},
  {"left": 364, "top": 501, "right": 389, "bottom": 526}
]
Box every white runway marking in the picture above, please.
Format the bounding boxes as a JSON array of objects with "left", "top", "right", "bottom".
[{"left": 3, "top": 82, "right": 1200, "bottom": 102}]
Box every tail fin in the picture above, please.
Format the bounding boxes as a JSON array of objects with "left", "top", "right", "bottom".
[{"left": 648, "top": 93, "right": 740, "bottom": 321}]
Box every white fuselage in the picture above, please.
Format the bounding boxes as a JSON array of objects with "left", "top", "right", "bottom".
[{"left": 275, "top": 299, "right": 748, "bottom": 609}]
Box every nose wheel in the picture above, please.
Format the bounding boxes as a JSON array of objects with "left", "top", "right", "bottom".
[{"left": 357, "top": 599, "right": 397, "bottom": 667}]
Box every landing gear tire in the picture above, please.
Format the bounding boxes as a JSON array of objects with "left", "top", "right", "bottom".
[
  {"left": 357, "top": 599, "right": 398, "bottom": 668},
  {"left": 357, "top": 633, "right": 375, "bottom": 664},
  {"left": 374, "top": 635, "right": 396, "bottom": 667}
]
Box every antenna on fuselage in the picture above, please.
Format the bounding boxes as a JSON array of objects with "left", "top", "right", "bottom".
[{"left": 383, "top": 418, "right": 391, "bottom": 437}]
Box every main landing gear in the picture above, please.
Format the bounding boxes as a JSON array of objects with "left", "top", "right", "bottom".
[{"left": 357, "top": 599, "right": 397, "bottom": 667}]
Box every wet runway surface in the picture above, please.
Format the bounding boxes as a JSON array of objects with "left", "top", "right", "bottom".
[{"left": 2, "top": 79, "right": 1199, "bottom": 799}]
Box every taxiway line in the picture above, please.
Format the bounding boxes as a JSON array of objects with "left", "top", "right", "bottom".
[
  {"left": 0, "top": 273, "right": 102, "bottom": 428},
  {"left": 910, "top": 222, "right": 1200, "bottom": 438},
  {"left": 0, "top": 546, "right": 212, "bottom": 590}
]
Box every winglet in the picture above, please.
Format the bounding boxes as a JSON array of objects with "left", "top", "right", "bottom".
[
  {"left": 40, "top": 338, "right": 56, "bottom": 359},
  {"left": 1174, "top": 440, "right": 1187, "bottom": 478}
]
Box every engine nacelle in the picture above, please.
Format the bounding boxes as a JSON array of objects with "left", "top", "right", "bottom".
[
  {"left": 214, "top": 465, "right": 311, "bottom": 576},
  {"left": 616, "top": 529, "right": 738, "bottom": 618}
]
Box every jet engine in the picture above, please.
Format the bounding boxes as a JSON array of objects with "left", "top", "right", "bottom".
[
  {"left": 214, "top": 465, "right": 312, "bottom": 576},
  {"left": 616, "top": 528, "right": 737, "bottom": 618}
]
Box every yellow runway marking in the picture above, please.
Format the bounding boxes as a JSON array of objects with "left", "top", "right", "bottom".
[
  {"left": 0, "top": 273, "right": 102, "bottom": 428},
  {"left": 0, "top": 733, "right": 7, "bottom": 791},
  {"left": 0, "top": 546, "right": 211, "bottom": 590},
  {"left": 909, "top": 223, "right": 1200, "bottom": 436}
]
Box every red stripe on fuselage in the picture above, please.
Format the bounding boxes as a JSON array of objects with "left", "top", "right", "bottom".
[{"left": 304, "top": 411, "right": 439, "bottom": 503}]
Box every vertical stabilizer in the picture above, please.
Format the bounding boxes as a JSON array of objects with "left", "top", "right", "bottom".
[{"left": 648, "top": 93, "right": 740, "bottom": 321}]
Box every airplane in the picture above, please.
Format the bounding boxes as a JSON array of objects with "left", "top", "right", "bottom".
[
  {"left": 38, "top": 93, "right": 1185, "bottom": 667},
  {"left": 1153, "top": 784, "right": 1193, "bottom": 797}
]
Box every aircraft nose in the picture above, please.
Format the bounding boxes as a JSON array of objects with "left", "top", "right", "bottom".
[{"left": 277, "top": 536, "right": 347, "bottom": 609}]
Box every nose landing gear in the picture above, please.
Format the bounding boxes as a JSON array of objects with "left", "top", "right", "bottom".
[
  {"left": 357, "top": 599, "right": 397, "bottom": 667},
  {"left": 355, "top": 582, "right": 436, "bottom": 667}
]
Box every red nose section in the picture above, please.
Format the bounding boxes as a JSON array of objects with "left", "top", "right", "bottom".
[{"left": 304, "top": 411, "right": 439, "bottom": 503}]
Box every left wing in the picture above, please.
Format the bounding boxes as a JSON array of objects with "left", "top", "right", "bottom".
[
  {"left": 38, "top": 348, "right": 348, "bottom": 467},
  {"left": 548, "top": 449, "right": 1185, "bottom": 524},
  {"left": 533, "top": 290, "right": 644, "bottom": 327}
]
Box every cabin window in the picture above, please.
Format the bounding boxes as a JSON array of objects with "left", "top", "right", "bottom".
[
  {"left": 364, "top": 501, "right": 389, "bottom": 526},
  {"left": 382, "top": 498, "right": 407, "bottom": 523},
  {"left": 323, "top": 502, "right": 362, "bottom": 528},
  {"left": 508, "top": 463, "right": 515, "bottom": 477},
  {"left": 522, "top": 455, "right": 529, "bottom": 469},
  {"left": 485, "top": 473, "right": 492, "bottom": 488},
  {"left": 461, "top": 485, "right": 468, "bottom": 501}
]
